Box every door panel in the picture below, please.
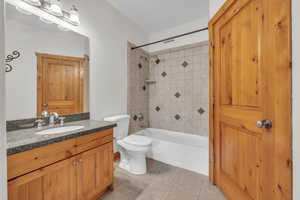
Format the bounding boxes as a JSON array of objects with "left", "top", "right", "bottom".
[
  {"left": 209, "top": 0, "right": 292, "bottom": 199},
  {"left": 77, "top": 143, "right": 113, "bottom": 200},
  {"left": 47, "top": 63, "right": 78, "bottom": 102},
  {"left": 37, "top": 53, "right": 85, "bottom": 116},
  {"left": 219, "top": 0, "right": 261, "bottom": 108},
  {"left": 97, "top": 143, "right": 113, "bottom": 187},
  {"left": 8, "top": 158, "right": 77, "bottom": 200},
  {"left": 220, "top": 124, "right": 261, "bottom": 200},
  {"left": 77, "top": 148, "right": 99, "bottom": 200},
  {"left": 43, "top": 58, "right": 80, "bottom": 115},
  {"left": 43, "top": 160, "right": 77, "bottom": 200}
]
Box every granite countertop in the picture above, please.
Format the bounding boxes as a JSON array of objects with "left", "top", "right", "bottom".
[{"left": 7, "top": 120, "right": 117, "bottom": 156}]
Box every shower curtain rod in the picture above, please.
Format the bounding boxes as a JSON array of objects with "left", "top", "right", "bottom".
[{"left": 131, "top": 27, "right": 208, "bottom": 50}]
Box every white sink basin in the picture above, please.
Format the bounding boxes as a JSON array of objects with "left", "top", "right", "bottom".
[{"left": 36, "top": 126, "right": 84, "bottom": 135}]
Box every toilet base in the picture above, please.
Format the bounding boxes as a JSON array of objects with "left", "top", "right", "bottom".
[
  {"left": 119, "top": 159, "right": 130, "bottom": 172},
  {"left": 119, "top": 149, "right": 148, "bottom": 175}
]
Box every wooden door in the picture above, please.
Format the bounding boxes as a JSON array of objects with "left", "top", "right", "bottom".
[
  {"left": 37, "top": 53, "right": 85, "bottom": 116},
  {"left": 209, "top": 0, "right": 292, "bottom": 200},
  {"left": 8, "top": 157, "right": 77, "bottom": 200},
  {"left": 77, "top": 143, "right": 113, "bottom": 200}
]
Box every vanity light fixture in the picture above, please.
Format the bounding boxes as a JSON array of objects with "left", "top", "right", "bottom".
[
  {"left": 68, "top": 5, "right": 80, "bottom": 25},
  {"left": 11, "top": 0, "right": 80, "bottom": 27},
  {"left": 43, "top": 0, "right": 63, "bottom": 17},
  {"left": 14, "top": 0, "right": 33, "bottom": 15}
]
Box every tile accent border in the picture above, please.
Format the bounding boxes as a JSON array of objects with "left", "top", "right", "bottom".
[
  {"left": 182, "top": 61, "right": 189, "bottom": 68},
  {"left": 155, "top": 106, "right": 161, "bottom": 112},
  {"left": 161, "top": 71, "right": 167, "bottom": 77},
  {"left": 174, "top": 114, "right": 181, "bottom": 120},
  {"left": 198, "top": 108, "right": 205, "bottom": 115}
]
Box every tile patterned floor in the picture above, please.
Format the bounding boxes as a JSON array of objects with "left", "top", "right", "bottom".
[{"left": 99, "top": 159, "right": 227, "bottom": 200}]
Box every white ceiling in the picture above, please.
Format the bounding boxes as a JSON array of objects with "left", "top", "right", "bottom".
[{"left": 107, "top": 0, "right": 209, "bottom": 33}]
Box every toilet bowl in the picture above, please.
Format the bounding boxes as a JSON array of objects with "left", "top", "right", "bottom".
[
  {"left": 104, "top": 115, "right": 152, "bottom": 175},
  {"left": 117, "top": 135, "right": 152, "bottom": 175}
]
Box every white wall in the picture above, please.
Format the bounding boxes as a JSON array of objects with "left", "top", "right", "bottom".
[
  {"left": 209, "top": 0, "right": 226, "bottom": 17},
  {"left": 5, "top": 8, "right": 89, "bottom": 120},
  {"left": 292, "top": 0, "right": 299, "bottom": 199},
  {"left": 148, "top": 18, "right": 208, "bottom": 52},
  {"left": 209, "top": 0, "right": 299, "bottom": 199},
  {"left": 0, "top": 0, "right": 8, "bottom": 199},
  {"left": 63, "top": 0, "right": 148, "bottom": 120}
]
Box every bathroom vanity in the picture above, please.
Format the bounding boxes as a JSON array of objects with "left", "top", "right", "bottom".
[{"left": 6, "top": 120, "right": 116, "bottom": 200}]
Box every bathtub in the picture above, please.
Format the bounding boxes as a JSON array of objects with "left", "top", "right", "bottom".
[{"left": 136, "top": 128, "right": 208, "bottom": 175}]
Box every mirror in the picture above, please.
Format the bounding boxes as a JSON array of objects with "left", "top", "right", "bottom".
[{"left": 5, "top": 3, "right": 90, "bottom": 120}]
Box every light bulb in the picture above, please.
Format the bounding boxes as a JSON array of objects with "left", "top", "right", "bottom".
[
  {"left": 68, "top": 5, "right": 80, "bottom": 25},
  {"left": 39, "top": 17, "right": 53, "bottom": 24},
  {"left": 24, "top": 0, "right": 41, "bottom": 6},
  {"left": 57, "top": 25, "right": 70, "bottom": 31},
  {"left": 16, "top": 6, "right": 32, "bottom": 15},
  {"left": 45, "top": 0, "right": 63, "bottom": 17}
]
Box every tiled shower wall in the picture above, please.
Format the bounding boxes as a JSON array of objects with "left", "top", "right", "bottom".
[
  {"left": 148, "top": 42, "right": 209, "bottom": 137},
  {"left": 127, "top": 43, "right": 150, "bottom": 134}
]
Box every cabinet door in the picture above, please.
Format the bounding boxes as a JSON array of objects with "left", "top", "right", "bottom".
[
  {"left": 8, "top": 157, "right": 77, "bottom": 200},
  {"left": 98, "top": 142, "right": 113, "bottom": 188},
  {"left": 77, "top": 142, "right": 113, "bottom": 200}
]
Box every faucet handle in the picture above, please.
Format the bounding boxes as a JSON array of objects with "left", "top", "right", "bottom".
[
  {"left": 58, "top": 117, "right": 66, "bottom": 126},
  {"left": 41, "top": 110, "right": 49, "bottom": 117},
  {"left": 51, "top": 112, "right": 59, "bottom": 118},
  {"left": 35, "top": 119, "right": 45, "bottom": 129}
]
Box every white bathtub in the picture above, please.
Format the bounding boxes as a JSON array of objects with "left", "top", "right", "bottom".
[{"left": 136, "top": 128, "right": 208, "bottom": 175}]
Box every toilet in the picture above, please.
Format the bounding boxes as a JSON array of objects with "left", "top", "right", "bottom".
[{"left": 104, "top": 115, "right": 152, "bottom": 175}]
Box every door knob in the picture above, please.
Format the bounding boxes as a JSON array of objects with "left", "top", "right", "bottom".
[
  {"left": 256, "top": 120, "right": 272, "bottom": 129},
  {"left": 42, "top": 104, "right": 48, "bottom": 107}
]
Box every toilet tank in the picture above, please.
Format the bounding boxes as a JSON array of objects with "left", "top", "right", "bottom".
[{"left": 104, "top": 115, "right": 130, "bottom": 140}]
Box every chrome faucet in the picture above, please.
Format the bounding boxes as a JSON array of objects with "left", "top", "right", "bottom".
[
  {"left": 35, "top": 110, "right": 49, "bottom": 129},
  {"left": 35, "top": 119, "right": 45, "bottom": 129},
  {"left": 49, "top": 112, "right": 59, "bottom": 126},
  {"left": 41, "top": 110, "right": 49, "bottom": 118}
]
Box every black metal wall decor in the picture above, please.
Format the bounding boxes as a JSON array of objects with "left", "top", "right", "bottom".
[{"left": 5, "top": 50, "right": 21, "bottom": 73}]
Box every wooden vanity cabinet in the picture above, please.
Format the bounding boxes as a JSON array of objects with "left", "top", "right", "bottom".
[
  {"left": 8, "top": 157, "right": 77, "bottom": 200},
  {"left": 7, "top": 129, "right": 114, "bottom": 200}
]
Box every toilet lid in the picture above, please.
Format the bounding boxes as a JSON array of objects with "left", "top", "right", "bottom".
[{"left": 123, "top": 135, "right": 151, "bottom": 146}]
